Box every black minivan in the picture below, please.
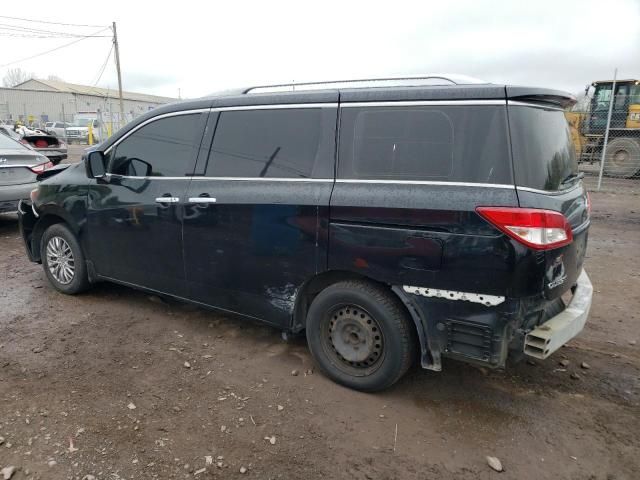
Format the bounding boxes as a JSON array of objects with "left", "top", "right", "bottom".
[{"left": 19, "top": 76, "right": 592, "bottom": 391}]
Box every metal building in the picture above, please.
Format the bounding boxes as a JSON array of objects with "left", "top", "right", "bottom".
[{"left": 0, "top": 78, "right": 175, "bottom": 129}]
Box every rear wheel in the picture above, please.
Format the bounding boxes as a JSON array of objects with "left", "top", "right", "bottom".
[
  {"left": 305, "top": 280, "right": 415, "bottom": 391},
  {"left": 603, "top": 137, "right": 640, "bottom": 178},
  {"left": 41, "top": 223, "right": 89, "bottom": 294}
]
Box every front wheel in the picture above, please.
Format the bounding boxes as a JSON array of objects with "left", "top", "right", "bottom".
[
  {"left": 305, "top": 280, "right": 416, "bottom": 392},
  {"left": 41, "top": 223, "right": 90, "bottom": 294}
]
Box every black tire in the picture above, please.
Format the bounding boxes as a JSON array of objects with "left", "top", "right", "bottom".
[
  {"left": 40, "top": 223, "right": 90, "bottom": 294},
  {"left": 305, "top": 280, "right": 416, "bottom": 392},
  {"left": 603, "top": 137, "right": 640, "bottom": 178}
]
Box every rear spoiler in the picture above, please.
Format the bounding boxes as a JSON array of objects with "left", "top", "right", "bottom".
[
  {"left": 37, "top": 163, "right": 70, "bottom": 181},
  {"left": 506, "top": 86, "right": 577, "bottom": 109}
]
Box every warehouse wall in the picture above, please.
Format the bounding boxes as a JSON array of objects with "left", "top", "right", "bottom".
[{"left": 0, "top": 88, "right": 171, "bottom": 128}]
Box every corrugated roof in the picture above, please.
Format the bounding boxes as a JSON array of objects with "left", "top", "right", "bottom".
[{"left": 13, "top": 79, "right": 176, "bottom": 103}]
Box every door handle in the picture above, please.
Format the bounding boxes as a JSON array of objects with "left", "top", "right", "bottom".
[
  {"left": 188, "top": 197, "right": 217, "bottom": 204},
  {"left": 155, "top": 197, "right": 180, "bottom": 203}
]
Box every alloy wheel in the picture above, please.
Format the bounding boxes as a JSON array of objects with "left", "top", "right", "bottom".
[{"left": 46, "top": 236, "right": 75, "bottom": 285}]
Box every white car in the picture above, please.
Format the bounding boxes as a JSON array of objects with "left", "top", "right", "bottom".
[{"left": 45, "top": 122, "right": 72, "bottom": 139}]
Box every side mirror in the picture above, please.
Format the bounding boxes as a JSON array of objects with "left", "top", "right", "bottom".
[{"left": 87, "top": 151, "right": 106, "bottom": 178}]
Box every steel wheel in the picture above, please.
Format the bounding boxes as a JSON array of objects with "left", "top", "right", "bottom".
[
  {"left": 321, "top": 304, "right": 385, "bottom": 376},
  {"left": 46, "top": 236, "right": 75, "bottom": 285}
]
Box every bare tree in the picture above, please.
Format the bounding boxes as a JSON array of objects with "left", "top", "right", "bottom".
[
  {"left": 47, "top": 75, "right": 64, "bottom": 82},
  {"left": 2, "top": 68, "right": 34, "bottom": 87}
]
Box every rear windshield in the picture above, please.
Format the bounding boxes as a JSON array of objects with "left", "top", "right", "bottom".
[
  {"left": 338, "top": 105, "right": 512, "bottom": 184},
  {"left": 509, "top": 106, "right": 578, "bottom": 191},
  {"left": 0, "top": 130, "right": 23, "bottom": 149}
]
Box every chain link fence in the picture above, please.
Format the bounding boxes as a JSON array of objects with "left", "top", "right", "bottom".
[{"left": 567, "top": 83, "right": 640, "bottom": 194}]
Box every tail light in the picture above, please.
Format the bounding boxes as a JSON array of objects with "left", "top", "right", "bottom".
[
  {"left": 585, "top": 192, "right": 592, "bottom": 215},
  {"left": 476, "top": 207, "right": 573, "bottom": 251},
  {"left": 29, "top": 161, "right": 54, "bottom": 174},
  {"left": 34, "top": 139, "right": 49, "bottom": 148}
]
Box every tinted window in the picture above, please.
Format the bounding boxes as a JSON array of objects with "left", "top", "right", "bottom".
[
  {"left": 509, "top": 106, "right": 577, "bottom": 191},
  {"left": 110, "top": 113, "right": 203, "bottom": 177},
  {"left": 338, "top": 106, "right": 512, "bottom": 184},
  {"left": 207, "top": 108, "right": 333, "bottom": 178}
]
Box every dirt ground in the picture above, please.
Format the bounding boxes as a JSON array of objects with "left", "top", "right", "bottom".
[{"left": 1, "top": 190, "right": 639, "bottom": 480}]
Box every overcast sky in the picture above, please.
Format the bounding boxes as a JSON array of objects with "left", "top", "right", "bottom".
[{"left": 1, "top": 0, "right": 639, "bottom": 99}]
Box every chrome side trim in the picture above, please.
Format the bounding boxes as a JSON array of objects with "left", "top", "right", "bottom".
[
  {"left": 213, "top": 103, "right": 337, "bottom": 112},
  {"left": 340, "top": 100, "right": 506, "bottom": 108},
  {"left": 190, "top": 176, "right": 333, "bottom": 182},
  {"left": 101, "top": 175, "right": 519, "bottom": 188},
  {"left": 403, "top": 285, "right": 505, "bottom": 307},
  {"left": 104, "top": 174, "right": 333, "bottom": 182},
  {"left": 516, "top": 182, "right": 582, "bottom": 195},
  {"left": 104, "top": 108, "right": 209, "bottom": 155},
  {"left": 507, "top": 100, "right": 564, "bottom": 111},
  {"left": 335, "top": 179, "right": 515, "bottom": 189}
]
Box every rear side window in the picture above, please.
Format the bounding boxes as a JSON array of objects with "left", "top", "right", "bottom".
[
  {"left": 338, "top": 105, "right": 512, "bottom": 184},
  {"left": 110, "top": 113, "right": 204, "bottom": 177},
  {"left": 206, "top": 108, "right": 335, "bottom": 178},
  {"left": 509, "top": 106, "right": 578, "bottom": 191}
]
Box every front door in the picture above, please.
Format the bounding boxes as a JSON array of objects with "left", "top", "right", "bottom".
[
  {"left": 182, "top": 103, "right": 338, "bottom": 327},
  {"left": 87, "top": 111, "right": 208, "bottom": 296}
]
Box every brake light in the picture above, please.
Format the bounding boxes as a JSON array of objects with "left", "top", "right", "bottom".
[
  {"left": 29, "top": 161, "right": 54, "bottom": 174},
  {"left": 476, "top": 207, "right": 573, "bottom": 250}
]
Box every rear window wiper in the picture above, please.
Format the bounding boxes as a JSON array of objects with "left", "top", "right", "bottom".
[{"left": 560, "top": 171, "right": 584, "bottom": 185}]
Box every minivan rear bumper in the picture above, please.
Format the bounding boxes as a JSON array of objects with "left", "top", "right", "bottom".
[
  {"left": 523, "top": 270, "right": 592, "bottom": 359},
  {"left": 396, "top": 269, "right": 593, "bottom": 371}
]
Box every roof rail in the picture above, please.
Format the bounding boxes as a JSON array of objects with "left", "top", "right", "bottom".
[{"left": 243, "top": 74, "right": 487, "bottom": 94}]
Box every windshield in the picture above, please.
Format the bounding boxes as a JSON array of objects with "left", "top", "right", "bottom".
[
  {"left": 509, "top": 106, "right": 578, "bottom": 191},
  {"left": 71, "top": 119, "right": 93, "bottom": 127}
]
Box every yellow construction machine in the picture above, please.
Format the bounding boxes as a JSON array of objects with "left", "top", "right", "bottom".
[{"left": 567, "top": 79, "right": 640, "bottom": 177}]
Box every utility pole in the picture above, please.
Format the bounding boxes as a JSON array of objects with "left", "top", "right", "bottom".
[{"left": 112, "top": 21, "right": 125, "bottom": 129}]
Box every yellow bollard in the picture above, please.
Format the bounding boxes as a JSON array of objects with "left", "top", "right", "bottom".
[{"left": 88, "top": 121, "right": 93, "bottom": 146}]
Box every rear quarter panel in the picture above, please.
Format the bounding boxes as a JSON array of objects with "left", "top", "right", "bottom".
[{"left": 329, "top": 182, "right": 522, "bottom": 296}]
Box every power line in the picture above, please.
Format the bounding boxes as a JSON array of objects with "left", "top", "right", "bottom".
[
  {"left": 93, "top": 43, "right": 114, "bottom": 86},
  {"left": 0, "top": 23, "right": 110, "bottom": 38},
  {"left": 0, "top": 15, "right": 106, "bottom": 28},
  {"left": 0, "top": 29, "right": 110, "bottom": 39},
  {"left": 0, "top": 27, "right": 111, "bottom": 68}
]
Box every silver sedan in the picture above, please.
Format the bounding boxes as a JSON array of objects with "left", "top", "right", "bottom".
[{"left": 0, "top": 133, "right": 51, "bottom": 214}]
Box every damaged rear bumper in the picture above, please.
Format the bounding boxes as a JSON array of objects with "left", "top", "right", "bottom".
[{"left": 523, "top": 270, "right": 593, "bottom": 359}]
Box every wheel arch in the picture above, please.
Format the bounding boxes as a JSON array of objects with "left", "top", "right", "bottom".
[
  {"left": 30, "top": 209, "right": 79, "bottom": 263},
  {"left": 292, "top": 270, "right": 433, "bottom": 369}
]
